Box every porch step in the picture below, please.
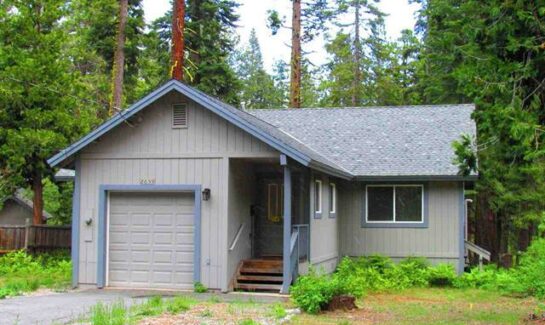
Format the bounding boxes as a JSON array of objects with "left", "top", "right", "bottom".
[{"left": 234, "top": 259, "right": 283, "bottom": 293}]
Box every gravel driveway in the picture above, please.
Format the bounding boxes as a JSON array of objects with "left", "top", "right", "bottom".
[
  {"left": 0, "top": 289, "right": 286, "bottom": 325},
  {"left": 0, "top": 289, "right": 143, "bottom": 325}
]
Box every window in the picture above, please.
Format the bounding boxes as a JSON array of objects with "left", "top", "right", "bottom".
[
  {"left": 366, "top": 185, "right": 423, "bottom": 223},
  {"left": 329, "top": 183, "right": 336, "bottom": 215},
  {"left": 267, "top": 183, "right": 283, "bottom": 223},
  {"left": 172, "top": 103, "right": 187, "bottom": 128},
  {"left": 314, "top": 180, "right": 322, "bottom": 215}
]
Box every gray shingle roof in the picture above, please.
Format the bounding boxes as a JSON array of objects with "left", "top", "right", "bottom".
[{"left": 248, "top": 104, "right": 476, "bottom": 178}]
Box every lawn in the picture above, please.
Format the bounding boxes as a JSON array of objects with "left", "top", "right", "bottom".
[{"left": 80, "top": 288, "right": 542, "bottom": 325}]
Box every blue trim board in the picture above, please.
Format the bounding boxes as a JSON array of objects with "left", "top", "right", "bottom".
[
  {"left": 458, "top": 182, "right": 465, "bottom": 274},
  {"left": 71, "top": 157, "right": 81, "bottom": 288},
  {"left": 96, "top": 184, "right": 202, "bottom": 288},
  {"left": 281, "top": 165, "right": 292, "bottom": 294},
  {"left": 47, "top": 80, "right": 311, "bottom": 169},
  {"left": 361, "top": 182, "right": 429, "bottom": 228}
]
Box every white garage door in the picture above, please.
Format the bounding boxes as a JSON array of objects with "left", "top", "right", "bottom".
[{"left": 108, "top": 192, "right": 195, "bottom": 289}]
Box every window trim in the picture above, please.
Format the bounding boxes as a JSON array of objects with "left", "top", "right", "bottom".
[
  {"left": 329, "top": 182, "right": 336, "bottom": 217},
  {"left": 362, "top": 184, "right": 428, "bottom": 228},
  {"left": 314, "top": 179, "right": 322, "bottom": 218}
]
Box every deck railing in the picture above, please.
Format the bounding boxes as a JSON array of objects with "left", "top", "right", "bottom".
[{"left": 292, "top": 224, "right": 309, "bottom": 262}]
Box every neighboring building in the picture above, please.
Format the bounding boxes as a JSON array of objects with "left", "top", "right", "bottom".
[
  {"left": 0, "top": 190, "right": 52, "bottom": 225},
  {"left": 48, "top": 80, "right": 478, "bottom": 293}
]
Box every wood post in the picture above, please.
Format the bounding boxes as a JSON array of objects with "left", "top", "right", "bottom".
[
  {"left": 24, "top": 218, "right": 31, "bottom": 250},
  {"left": 281, "top": 155, "right": 292, "bottom": 294}
]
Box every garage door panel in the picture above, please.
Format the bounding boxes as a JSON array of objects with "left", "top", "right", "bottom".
[{"left": 108, "top": 192, "right": 195, "bottom": 289}]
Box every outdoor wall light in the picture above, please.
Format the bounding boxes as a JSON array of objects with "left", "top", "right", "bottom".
[{"left": 202, "top": 188, "right": 211, "bottom": 201}]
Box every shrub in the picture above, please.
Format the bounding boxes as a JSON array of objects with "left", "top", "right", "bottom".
[
  {"left": 427, "top": 264, "right": 457, "bottom": 287},
  {"left": 194, "top": 281, "right": 207, "bottom": 293},
  {"left": 0, "top": 250, "right": 71, "bottom": 298},
  {"left": 290, "top": 269, "right": 335, "bottom": 314}
]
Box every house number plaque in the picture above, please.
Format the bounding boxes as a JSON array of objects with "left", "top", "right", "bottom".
[{"left": 139, "top": 178, "right": 156, "bottom": 185}]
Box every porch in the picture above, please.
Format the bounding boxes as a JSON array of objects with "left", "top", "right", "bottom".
[{"left": 227, "top": 156, "right": 309, "bottom": 293}]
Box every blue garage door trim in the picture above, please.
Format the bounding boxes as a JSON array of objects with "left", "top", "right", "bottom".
[{"left": 96, "top": 184, "right": 202, "bottom": 288}]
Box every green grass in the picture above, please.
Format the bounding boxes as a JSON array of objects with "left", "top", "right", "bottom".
[
  {"left": 292, "top": 288, "right": 538, "bottom": 324},
  {"left": 86, "top": 295, "right": 198, "bottom": 324},
  {"left": 0, "top": 250, "right": 71, "bottom": 298}
]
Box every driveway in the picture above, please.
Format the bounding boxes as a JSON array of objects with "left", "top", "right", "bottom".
[
  {"left": 0, "top": 289, "right": 143, "bottom": 325},
  {"left": 0, "top": 289, "right": 286, "bottom": 325}
]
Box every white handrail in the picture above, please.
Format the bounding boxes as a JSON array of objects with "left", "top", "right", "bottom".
[{"left": 229, "top": 223, "right": 245, "bottom": 251}]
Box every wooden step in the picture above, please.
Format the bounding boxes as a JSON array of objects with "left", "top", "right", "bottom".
[
  {"left": 235, "top": 283, "right": 282, "bottom": 292},
  {"left": 236, "top": 274, "right": 283, "bottom": 283},
  {"left": 240, "top": 259, "right": 283, "bottom": 274}
]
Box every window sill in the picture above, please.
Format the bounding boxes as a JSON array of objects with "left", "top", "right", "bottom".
[{"left": 362, "top": 221, "right": 428, "bottom": 228}]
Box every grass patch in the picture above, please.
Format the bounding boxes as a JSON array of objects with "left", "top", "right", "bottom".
[
  {"left": 292, "top": 288, "right": 538, "bottom": 324},
  {"left": 0, "top": 250, "right": 71, "bottom": 298},
  {"left": 86, "top": 295, "right": 198, "bottom": 324}
]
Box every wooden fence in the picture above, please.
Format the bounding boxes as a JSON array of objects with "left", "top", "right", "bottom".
[{"left": 0, "top": 220, "right": 70, "bottom": 253}]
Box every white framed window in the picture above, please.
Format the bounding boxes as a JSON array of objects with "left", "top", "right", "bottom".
[
  {"left": 314, "top": 180, "right": 322, "bottom": 214},
  {"left": 329, "top": 183, "right": 336, "bottom": 215},
  {"left": 366, "top": 184, "right": 424, "bottom": 223},
  {"left": 172, "top": 103, "right": 188, "bottom": 128}
]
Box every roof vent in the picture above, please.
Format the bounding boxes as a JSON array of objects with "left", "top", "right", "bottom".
[{"left": 172, "top": 103, "right": 187, "bottom": 128}]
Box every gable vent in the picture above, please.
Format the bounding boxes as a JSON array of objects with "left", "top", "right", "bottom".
[{"left": 172, "top": 104, "right": 187, "bottom": 128}]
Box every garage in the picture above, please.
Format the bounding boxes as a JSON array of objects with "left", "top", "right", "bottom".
[{"left": 107, "top": 191, "right": 195, "bottom": 289}]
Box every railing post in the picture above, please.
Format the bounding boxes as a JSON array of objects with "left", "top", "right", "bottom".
[
  {"left": 281, "top": 155, "right": 292, "bottom": 294},
  {"left": 24, "top": 218, "right": 31, "bottom": 251}
]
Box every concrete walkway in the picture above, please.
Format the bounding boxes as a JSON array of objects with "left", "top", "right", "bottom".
[{"left": 0, "top": 289, "right": 287, "bottom": 325}]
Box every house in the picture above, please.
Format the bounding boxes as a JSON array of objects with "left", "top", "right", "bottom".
[
  {"left": 0, "top": 190, "right": 52, "bottom": 225},
  {"left": 47, "top": 79, "right": 477, "bottom": 293}
]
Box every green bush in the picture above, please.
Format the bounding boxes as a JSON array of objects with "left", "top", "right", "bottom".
[
  {"left": 0, "top": 250, "right": 71, "bottom": 298},
  {"left": 427, "top": 264, "right": 457, "bottom": 287},
  {"left": 290, "top": 269, "right": 335, "bottom": 314},
  {"left": 194, "top": 281, "right": 207, "bottom": 293}
]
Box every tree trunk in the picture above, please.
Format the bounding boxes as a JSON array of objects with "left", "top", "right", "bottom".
[
  {"left": 32, "top": 170, "right": 44, "bottom": 225},
  {"left": 352, "top": 0, "right": 362, "bottom": 106},
  {"left": 110, "top": 0, "right": 128, "bottom": 116},
  {"left": 289, "top": 0, "right": 302, "bottom": 108},
  {"left": 172, "top": 0, "right": 185, "bottom": 81}
]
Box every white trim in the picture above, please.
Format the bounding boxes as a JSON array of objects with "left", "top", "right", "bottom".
[
  {"left": 329, "top": 183, "right": 336, "bottom": 214},
  {"left": 365, "top": 184, "right": 424, "bottom": 224},
  {"left": 314, "top": 180, "right": 322, "bottom": 214}
]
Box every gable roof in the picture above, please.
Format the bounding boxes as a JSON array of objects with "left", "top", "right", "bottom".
[
  {"left": 47, "top": 80, "right": 351, "bottom": 178},
  {"left": 2, "top": 190, "right": 53, "bottom": 219},
  {"left": 47, "top": 79, "right": 476, "bottom": 180},
  {"left": 249, "top": 105, "right": 477, "bottom": 180}
]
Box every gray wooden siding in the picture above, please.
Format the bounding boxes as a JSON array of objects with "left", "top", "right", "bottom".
[
  {"left": 309, "top": 173, "right": 339, "bottom": 273},
  {"left": 226, "top": 160, "right": 255, "bottom": 286},
  {"left": 77, "top": 92, "right": 278, "bottom": 290},
  {"left": 0, "top": 200, "right": 32, "bottom": 225},
  {"left": 338, "top": 181, "right": 462, "bottom": 267},
  {"left": 82, "top": 91, "right": 275, "bottom": 158}
]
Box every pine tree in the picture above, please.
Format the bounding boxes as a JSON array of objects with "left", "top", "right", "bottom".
[
  {"left": 418, "top": 0, "right": 545, "bottom": 259},
  {"left": 232, "top": 29, "right": 284, "bottom": 109},
  {"left": 111, "top": 0, "right": 129, "bottom": 115},
  {"left": 0, "top": 0, "right": 94, "bottom": 223}
]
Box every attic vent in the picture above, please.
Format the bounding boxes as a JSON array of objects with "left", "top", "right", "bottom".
[{"left": 172, "top": 103, "right": 187, "bottom": 128}]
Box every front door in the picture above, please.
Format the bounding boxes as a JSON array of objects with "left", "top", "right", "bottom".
[{"left": 253, "top": 178, "right": 284, "bottom": 258}]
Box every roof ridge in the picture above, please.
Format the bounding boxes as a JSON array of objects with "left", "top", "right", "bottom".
[{"left": 245, "top": 103, "right": 475, "bottom": 112}]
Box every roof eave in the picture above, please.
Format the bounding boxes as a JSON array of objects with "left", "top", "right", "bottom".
[
  {"left": 47, "top": 80, "right": 313, "bottom": 168},
  {"left": 353, "top": 174, "right": 478, "bottom": 182}
]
